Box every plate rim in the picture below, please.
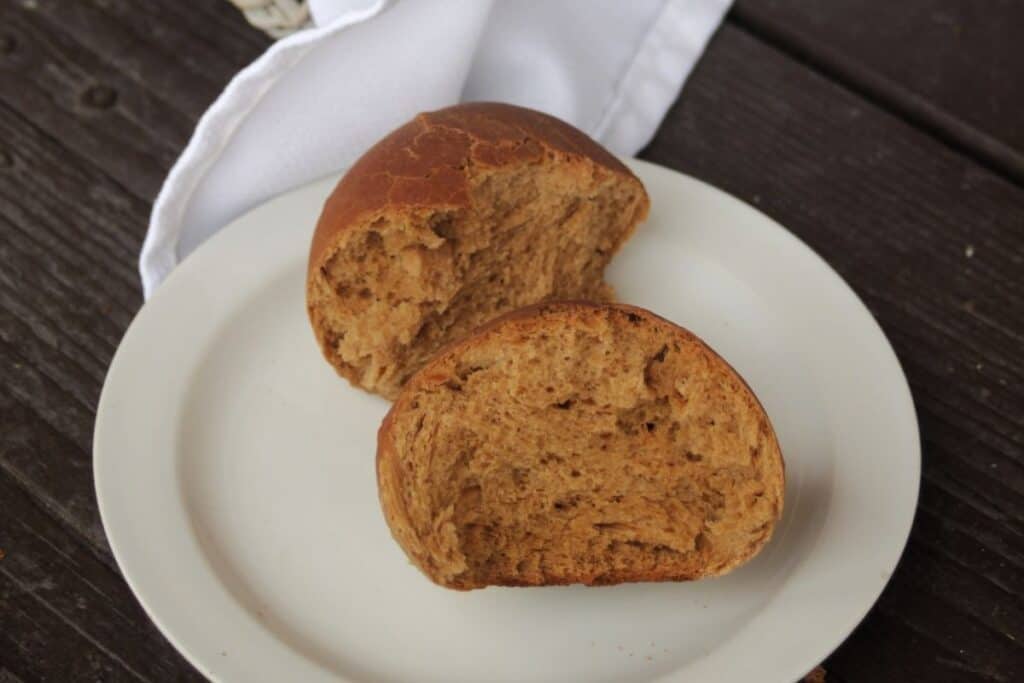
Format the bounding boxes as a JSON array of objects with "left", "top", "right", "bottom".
[{"left": 95, "top": 159, "right": 920, "bottom": 682}]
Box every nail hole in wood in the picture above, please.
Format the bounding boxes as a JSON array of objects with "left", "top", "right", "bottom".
[{"left": 80, "top": 84, "right": 118, "bottom": 110}]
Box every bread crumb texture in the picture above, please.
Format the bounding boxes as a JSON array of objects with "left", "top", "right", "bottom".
[
  {"left": 307, "top": 103, "right": 649, "bottom": 398},
  {"left": 377, "top": 303, "right": 785, "bottom": 590}
]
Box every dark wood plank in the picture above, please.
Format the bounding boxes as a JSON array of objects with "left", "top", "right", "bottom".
[
  {"left": 0, "top": 580, "right": 131, "bottom": 683},
  {"left": 641, "top": 23, "right": 1024, "bottom": 681},
  {"left": 827, "top": 605, "right": 999, "bottom": 682},
  {"left": 16, "top": 0, "right": 229, "bottom": 111},
  {"left": 1, "top": 6, "right": 195, "bottom": 153},
  {"left": 0, "top": 92, "right": 155, "bottom": 556},
  {"left": 0, "top": 10, "right": 169, "bottom": 200},
  {"left": 0, "top": 666, "right": 27, "bottom": 683},
  {"left": 0, "top": 103, "right": 146, "bottom": 310},
  {"left": 0, "top": 368, "right": 108, "bottom": 554},
  {"left": 731, "top": 0, "right": 1024, "bottom": 184},
  {"left": 97, "top": 0, "right": 267, "bottom": 71},
  {"left": 0, "top": 470, "right": 202, "bottom": 681},
  {"left": 0, "top": 1, "right": 264, "bottom": 679},
  {"left": 0, "top": 0, "right": 268, "bottom": 203}
]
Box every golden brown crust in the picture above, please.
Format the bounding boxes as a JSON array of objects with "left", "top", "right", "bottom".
[
  {"left": 377, "top": 302, "right": 786, "bottom": 590},
  {"left": 308, "top": 102, "right": 641, "bottom": 274},
  {"left": 307, "top": 103, "right": 649, "bottom": 398}
]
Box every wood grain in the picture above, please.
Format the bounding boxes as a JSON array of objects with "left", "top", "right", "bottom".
[
  {"left": 731, "top": 0, "right": 1024, "bottom": 184},
  {"left": 0, "top": 7, "right": 173, "bottom": 200},
  {"left": 0, "top": 472, "right": 202, "bottom": 681},
  {"left": 0, "top": 667, "right": 27, "bottom": 683},
  {"left": 0, "top": 0, "right": 1022, "bottom": 681},
  {"left": 0, "top": 0, "right": 264, "bottom": 203}
]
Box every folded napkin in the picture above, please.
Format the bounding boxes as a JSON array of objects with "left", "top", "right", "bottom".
[{"left": 140, "top": 0, "right": 731, "bottom": 297}]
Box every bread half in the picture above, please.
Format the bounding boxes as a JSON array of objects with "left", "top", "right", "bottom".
[
  {"left": 307, "top": 103, "right": 649, "bottom": 399},
  {"left": 377, "top": 302, "right": 785, "bottom": 590}
]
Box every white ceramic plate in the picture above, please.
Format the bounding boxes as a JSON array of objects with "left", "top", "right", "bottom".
[{"left": 95, "top": 160, "right": 919, "bottom": 682}]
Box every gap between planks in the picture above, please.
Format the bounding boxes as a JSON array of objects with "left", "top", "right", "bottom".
[{"left": 726, "top": 8, "right": 1024, "bottom": 189}]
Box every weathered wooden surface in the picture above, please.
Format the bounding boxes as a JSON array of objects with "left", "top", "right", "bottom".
[
  {"left": 733, "top": 0, "right": 1024, "bottom": 184},
  {"left": 0, "top": 1, "right": 1021, "bottom": 681}
]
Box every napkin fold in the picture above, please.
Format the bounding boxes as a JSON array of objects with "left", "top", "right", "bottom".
[{"left": 141, "top": 0, "right": 731, "bottom": 297}]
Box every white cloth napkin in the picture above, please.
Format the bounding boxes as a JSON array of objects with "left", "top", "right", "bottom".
[{"left": 140, "top": 0, "right": 731, "bottom": 297}]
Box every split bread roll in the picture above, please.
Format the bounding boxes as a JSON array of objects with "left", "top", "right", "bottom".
[
  {"left": 377, "top": 302, "right": 785, "bottom": 590},
  {"left": 307, "top": 103, "right": 649, "bottom": 399}
]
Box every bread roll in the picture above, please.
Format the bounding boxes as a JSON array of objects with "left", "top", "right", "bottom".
[
  {"left": 377, "top": 302, "right": 785, "bottom": 589},
  {"left": 307, "top": 103, "right": 649, "bottom": 399}
]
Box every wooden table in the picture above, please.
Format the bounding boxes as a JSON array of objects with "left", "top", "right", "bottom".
[{"left": 1, "top": 1, "right": 1021, "bottom": 680}]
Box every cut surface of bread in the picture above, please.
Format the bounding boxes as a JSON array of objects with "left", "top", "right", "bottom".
[
  {"left": 377, "top": 303, "right": 785, "bottom": 590},
  {"left": 307, "top": 103, "right": 649, "bottom": 399}
]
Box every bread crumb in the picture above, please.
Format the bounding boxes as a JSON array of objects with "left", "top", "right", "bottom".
[
  {"left": 965, "top": 244, "right": 975, "bottom": 258},
  {"left": 803, "top": 666, "right": 827, "bottom": 683}
]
